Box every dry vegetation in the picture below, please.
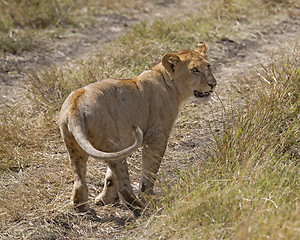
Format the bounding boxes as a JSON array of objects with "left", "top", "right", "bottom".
[
  {"left": 135, "top": 48, "right": 300, "bottom": 239},
  {"left": 0, "top": 0, "right": 299, "bottom": 239},
  {"left": 0, "top": 0, "right": 145, "bottom": 53}
]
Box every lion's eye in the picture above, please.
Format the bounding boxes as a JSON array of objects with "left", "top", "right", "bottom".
[
  {"left": 207, "top": 64, "right": 211, "bottom": 70},
  {"left": 191, "top": 67, "right": 200, "bottom": 73}
]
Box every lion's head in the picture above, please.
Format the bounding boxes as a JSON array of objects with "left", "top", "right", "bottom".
[{"left": 162, "top": 42, "right": 217, "bottom": 102}]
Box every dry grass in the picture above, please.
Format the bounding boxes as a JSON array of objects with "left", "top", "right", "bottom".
[
  {"left": 135, "top": 47, "right": 300, "bottom": 239},
  {"left": 0, "top": 0, "right": 71, "bottom": 53},
  {"left": 0, "top": 0, "right": 298, "bottom": 239},
  {"left": 0, "top": 0, "right": 146, "bottom": 54},
  {"left": 0, "top": 0, "right": 141, "bottom": 31}
]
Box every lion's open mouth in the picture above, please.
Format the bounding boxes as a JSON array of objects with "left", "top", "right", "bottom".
[{"left": 194, "top": 90, "right": 212, "bottom": 98}]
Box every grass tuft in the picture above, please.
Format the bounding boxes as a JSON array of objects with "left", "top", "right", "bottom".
[
  {"left": 136, "top": 47, "right": 300, "bottom": 240},
  {"left": 0, "top": 0, "right": 298, "bottom": 238}
]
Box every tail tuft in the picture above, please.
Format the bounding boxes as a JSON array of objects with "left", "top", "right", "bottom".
[{"left": 132, "top": 125, "right": 143, "bottom": 145}]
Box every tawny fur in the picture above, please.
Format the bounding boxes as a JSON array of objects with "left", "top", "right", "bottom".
[{"left": 58, "top": 42, "right": 217, "bottom": 214}]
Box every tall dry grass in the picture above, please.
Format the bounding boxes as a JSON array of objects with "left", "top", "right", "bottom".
[
  {"left": 0, "top": 0, "right": 298, "bottom": 239},
  {"left": 136, "top": 47, "right": 299, "bottom": 239},
  {"left": 0, "top": 0, "right": 144, "bottom": 53}
]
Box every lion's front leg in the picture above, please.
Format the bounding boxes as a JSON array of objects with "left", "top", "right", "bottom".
[{"left": 139, "top": 133, "right": 168, "bottom": 203}]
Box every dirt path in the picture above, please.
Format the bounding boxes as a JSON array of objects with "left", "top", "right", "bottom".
[
  {"left": 81, "top": 13, "right": 300, "bottom": 240},
  {"left": 0, "top": 0, "right": 206, "bottom": 106},
  {"left": 0, "top": 2, "right": 299, "bottom": 239},
  {"left": 163, "top": 15, "right": 300, "bottom": 172}
]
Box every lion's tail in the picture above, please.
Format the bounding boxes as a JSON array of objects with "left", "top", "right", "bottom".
[{"left": 68, "top": 112, "right": 143, "bottom": 161}]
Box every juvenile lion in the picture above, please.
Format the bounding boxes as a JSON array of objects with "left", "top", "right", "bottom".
[{"left": 58, "top": 42, "right": 217, "bottom": 214}]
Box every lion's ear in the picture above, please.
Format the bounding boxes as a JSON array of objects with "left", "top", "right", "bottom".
[
  {"left": 194, "top": 41, "right": 207, "bottom": 57},
  {"left": 162, "top": 53, "right": 181, "bottom": 74}
]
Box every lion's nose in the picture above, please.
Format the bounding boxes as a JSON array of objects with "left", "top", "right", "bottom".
[
  {"left": 208, "top": 75, "right": 217, "bottom": 89},
  {"left": 208, "top": 81, "right": 217, "bottom": 90},
  {"left": 208, "top": 82, "right": 216, "bottom": 88}
]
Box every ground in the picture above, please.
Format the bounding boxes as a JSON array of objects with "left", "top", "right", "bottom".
[
  {"left": 0, "top": 0, "right": 299, "bottom": 239},
  {"left": 0, "top": 0, "right": 206, "bottom": 106}
]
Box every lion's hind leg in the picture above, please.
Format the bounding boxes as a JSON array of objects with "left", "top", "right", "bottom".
[
  {"left": 64, "top": 133, "right": 89, "bottom": 212},
  {"left": 95, "top": 167, "right": 119, "bottom": 206},
  {"left": 107, "top": 159, "right": 143, "bottom": 216}
]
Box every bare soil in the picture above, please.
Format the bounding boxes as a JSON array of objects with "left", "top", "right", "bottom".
[
  {"left": 162, "top": 14, "right": 300, "bottom": 196},
  {"left": 0, "top": 0, "right": 206, "bottom": 106},
  {"left": 0, "top": 0, "right": 299, "bottom": 239}
]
